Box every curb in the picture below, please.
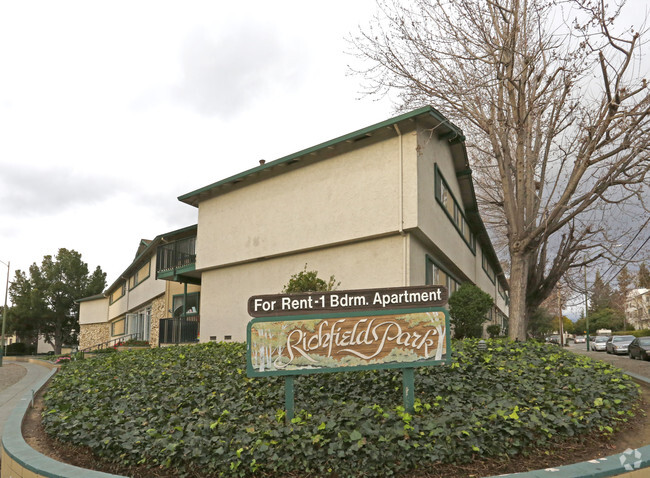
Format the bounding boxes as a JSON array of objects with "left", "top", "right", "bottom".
[
  {"left": 3, "top": 357, "right": 57, "bottom": 369},
  {"left": 1, "top": 361, "right": 127, "bottom": 478},
  {"left": 486, "top": 373, "right": 650, "bottom": 477}
]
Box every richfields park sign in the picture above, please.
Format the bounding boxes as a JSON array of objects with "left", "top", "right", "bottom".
[
  {"left": 246, "top": 286, "right": 450, "bottom": 417},
  {"left": 247, "top": 286, "right": 450, "bottom": 375}
]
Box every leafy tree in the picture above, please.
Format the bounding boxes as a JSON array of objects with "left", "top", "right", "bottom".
[
  {"left": 527, "top": 307, "right": 554, "bottom": 340},
  {"left": 638, "top": 263, "right": 650, "bottom": 289},
  {"left": 614, "top": 266, "right": 634, "bottom": 314},
  {"left": 351, "top": 0, "right": 650, "bottom": 340},
  {"left": 589, "top": 271, "right": 614, "bottom": 313},
  {"left": 447, "top": 283, "right": 494, "bottom": 339},
  {"left": 573, "top": 314, "right": 588, "bottom": 336},
  {"left": 6, "top": 269, "right": 44, "bottom": 346},
  {"left": 573, "top": 315, "right": 589, "bottom": 336},
  {"left": 559, "top": 316, "right": 574, "bottom": 335},
  {"left": 588, "top": 307, "right": 625, "bottom": 332},
  {"left": 9, "top": 249, "right": 106, "bottom": 354},
  {"left": 282, "top": 264, "right": 340, "bottom": 293}
]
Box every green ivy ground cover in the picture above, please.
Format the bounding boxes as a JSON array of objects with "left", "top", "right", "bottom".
[{"left": 42, "top": 339, "right": 640, "bottom": 477}]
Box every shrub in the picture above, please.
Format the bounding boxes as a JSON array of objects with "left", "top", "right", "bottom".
[
  {"left": 5, "top": 342, "right": 37, "bottom": 355},
  {"left": 121, "top": 339, "right": 150, "bottom": 347},
  {"left": 282, "top": 264, "right": 339, "bottom": 293},
  {"left": 612, "top": 329, "right": 650, "bottom": 337},
  {"left": 54, "top": 355, "right": 71, "bottom": 365},
  {"left": 6, "top": 342, "right": 27, "bottom": 355},
  {"left": 486, "top": 324, "right": 502, "bottom": 338},
  {"left": 448, "top": 283, "right": 494, "bottom": 338},
  {"left": 43, "top": 340, "right": 640, "bottom": 477}
]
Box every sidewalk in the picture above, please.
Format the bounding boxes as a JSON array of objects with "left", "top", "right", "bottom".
[{"left": 0, "top": 359, "right": 53, "bottom": 439}]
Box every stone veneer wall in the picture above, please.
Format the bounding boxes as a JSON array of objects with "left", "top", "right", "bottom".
[
  {"left": 79, "top": 322, "right": 110, "bottom": 350},
  {"left": 149, "top": 295, "right": 167, "bottom": 347}
]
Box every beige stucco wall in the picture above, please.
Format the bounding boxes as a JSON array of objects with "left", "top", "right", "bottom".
[
  {"left": 190, "top": 117, "right": 507, "bottom": 342},
  {"left": 107, "top": 255, "right": 166, "bottom": 321},
  {"left": 107, "top": 284, "right": 128, "bottom": 319},
  {"left": 415, "top": 126, "right": 477, "bottom": 278},
  {"left": 79, "top": 322, "right": 110, "bottom": 350},
  {"left": 199, "top": 235, "right": 406, "bottom": 342},
  {"left": 409, "top": 226, "right": 508, "bottom": 318},
  {"left": 126, "top": 256, "right": 166, "bottom": 312},
  {"left": 196, "top": 131, "right": 420, "bottom": 271},
  {"left": 78, "top": 297, "right": 108, "bottom": 325},
  {"left": 413, "top": 126, "right": 509, "bottom": 318}
]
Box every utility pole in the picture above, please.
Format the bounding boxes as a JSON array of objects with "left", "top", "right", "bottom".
[
  {"left": 584, "top": 257, "right": 590, "bottom": 351},
  {"left": 1, "top": 260, "right": 10, "bottom": 367},
  {"left": 557, "top": 286, "right": 564, "bottom": 347}
]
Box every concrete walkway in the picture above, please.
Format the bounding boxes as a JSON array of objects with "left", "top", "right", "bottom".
[{"left": 0, "top": 360, "right": 53, "bottom": 439}]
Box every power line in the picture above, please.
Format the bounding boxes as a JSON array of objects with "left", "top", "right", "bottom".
[
  {"left": 600, "top": 215, "right": 650, "bottom": 286},
  {"left": 603, "top": 233, "right": 650, "bottom": 287}
]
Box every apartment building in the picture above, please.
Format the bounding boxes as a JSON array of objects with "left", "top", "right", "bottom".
[
  {"left": 79, "top": 107, "right": 509, "bottom": 348},
  {"left": 78, "top": 226, "right": 200, "bottom": 349}
]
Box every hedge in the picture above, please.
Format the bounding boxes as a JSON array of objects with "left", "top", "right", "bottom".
[{"left": 42, "top": 339, "right": 640, "bottom": 477}]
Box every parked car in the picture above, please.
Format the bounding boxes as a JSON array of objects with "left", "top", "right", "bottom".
[
  {"left": 628, "top": 337, "right": 650, "bottom": 360},
  {"left": 591, "top": 335, "right": 609, "bottom": 351},
  {"left": 606, "top": 335, "right": 635, "bottom": 355},
  {"left": 547, "top": 334, "right": 560, "bottom": 344},
  {"left": 574, "top": 335, "right": 586, "bottom": 344}
]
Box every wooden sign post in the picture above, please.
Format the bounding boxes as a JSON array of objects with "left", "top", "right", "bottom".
[{"left": 246, "top": 286, "right": 450, "bottom": 419}]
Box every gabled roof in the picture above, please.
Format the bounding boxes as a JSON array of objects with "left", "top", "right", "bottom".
[
  {"left": 102, "top": 224, "right": 198, "bottom": 295},
  {"left": 177, "top": 106, "right": 508, "bottom": 292},
  {"left": 135, "top": 239, "right": 152, "bottom": 258}
]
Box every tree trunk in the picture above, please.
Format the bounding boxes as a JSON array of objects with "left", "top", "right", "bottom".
[
  {"left": 54, "top": 321, "right": 62, "bottom": 355},
  {"left": 508, "top": 253, "right": 531, "bottom": 341}
]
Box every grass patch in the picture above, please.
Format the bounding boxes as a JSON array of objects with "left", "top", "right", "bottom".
[{"left": 42, "top": 339, "right": 640, "bottom": 477}]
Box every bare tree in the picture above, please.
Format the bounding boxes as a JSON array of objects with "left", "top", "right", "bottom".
[{"left": 350, "top": 0, "right": 650, "bottom": 340}]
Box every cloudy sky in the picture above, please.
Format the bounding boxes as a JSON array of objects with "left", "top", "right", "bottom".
[
  {"left": 0, "top": 0, "right": 395, "bottom": 286},
  {"left": 1, "top": 1, "right": 647, "bottom": 303}
]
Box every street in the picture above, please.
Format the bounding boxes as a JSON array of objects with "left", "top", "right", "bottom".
[{"left": 563, "top": 340, "right": 650, "bottom": 380}]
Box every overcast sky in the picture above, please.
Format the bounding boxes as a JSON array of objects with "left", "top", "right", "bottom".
[
  {"left": 1, "top": 1, "right": 647, "bottom": 306},
  {"left": 0, "top": 0, "right": 395, "bottom": 288}
]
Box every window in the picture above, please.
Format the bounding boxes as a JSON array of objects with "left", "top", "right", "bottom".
[
  {"left": 482, "top": 251, "right": 496, "bottom": 283},
  {"left": 491, "top": 308, "right": 509, "bottom": 335},
  {"left": 172, "top": 292, "right": 200, "bottom": 318},
  {"left": 128, "top": 261, "right": 151, "bottom": 290},
  {"left": 111, "top": 317, "right": 125, "bottom": 336},
  {"left": 113, "top": 308, "right": 151, "bottom": 340},
  {"left": 109, "top": 283, "right": 126, "bottom": 304},
  {"left": 425, "top": 255, "right": 460, "bottom": 294},
  {"left": 498, "top": 281, "right": 508, "bottom": 302},
  {"left": 434, "top": 165, "right": 476, "bottom": 253},
  {"left": 126, "top": 307, "right": 151, "bottom": 341}
]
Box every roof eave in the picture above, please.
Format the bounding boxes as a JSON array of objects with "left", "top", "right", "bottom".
[{"left": 178, "top": 106, "right": 465, "bottom": 207}]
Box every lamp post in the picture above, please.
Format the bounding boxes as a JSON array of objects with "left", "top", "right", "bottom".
[{"left": 0, "top": 260, "right": 9, "bottom": 367}]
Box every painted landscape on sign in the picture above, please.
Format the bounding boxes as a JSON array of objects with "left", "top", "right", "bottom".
[{"left": 249, "top": 311, "right": 447, "bottom": 373}]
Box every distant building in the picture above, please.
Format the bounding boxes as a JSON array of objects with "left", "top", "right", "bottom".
[
  {"left": 78, "top": 226, "right": 201, "bottom": 350},
  {"left": 626, "top": 288, "right": 650, "bottom": 330}
]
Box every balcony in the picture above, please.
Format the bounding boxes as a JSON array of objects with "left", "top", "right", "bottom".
[
  {"left": 156, "top": 236, "right": 200, "bottom": 284},
  {"left": 159, "top": 317, "right": 200, "bottom": 344}
]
